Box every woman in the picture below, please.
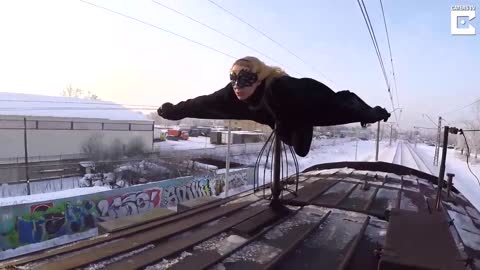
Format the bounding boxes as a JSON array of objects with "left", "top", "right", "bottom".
[{"left": 158, "top": 56, "right": 390, "bottom": 157}]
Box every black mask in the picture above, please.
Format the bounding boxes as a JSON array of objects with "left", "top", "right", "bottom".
[{"left": 230, "top": 69, "right": 258, "bottom": 88}]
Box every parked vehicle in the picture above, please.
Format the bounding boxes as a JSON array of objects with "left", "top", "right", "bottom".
[{"left": 167, "top": 129, "right": 189, "bottom": 141}]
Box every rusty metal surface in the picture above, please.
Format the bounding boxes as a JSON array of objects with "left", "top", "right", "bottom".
[
  {"left": 379, "top": 208, "right": 464, "bottom": 270},
  {"left": 303, "top": 161, "right": 458, "bottom": 192},
  {"left": 105, "top": 205, "right": 270, "bottom": 270},
  {"left": 312, "top": 182, "right": 358, "bottom": 206},
  {"left": 231, "top": 207, "right": 290, "bottom": 236},
  {"left": 169, "top": 209, "right": 299, "bottom": 270},
  {"left": 277, "top": 211, "right": 368, "bottom": 270},
  {"left": 217, "top": 208, "right": 332, "bottom": 270}
]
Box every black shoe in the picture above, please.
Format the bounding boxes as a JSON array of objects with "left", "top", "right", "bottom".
[{"left": 291, "top": 125, "right": 313, "bottom": 157}]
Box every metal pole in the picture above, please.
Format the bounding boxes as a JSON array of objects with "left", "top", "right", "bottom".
[
  {"left": 446, "top": 173, "right": 455, "bottom": 198},
  {"left": 375, "top": 121, "right": 381, "bottom": 161},
  {"left": 434, "top": 117, "right": 442, "bottom": 166},
  {"left": 272, "top": 127, "right": 282, "bottom": 204},
  {"left": 389, "top": 124, "right": 393, "bottom": 146},
  {"left": 24, "top": 117, "right": 31, "bottom": 195},
  {"left": 435, "top": 126, "right": 449, "bottom": 211},
  {"left": 355, "top": 138, "right": 358, "bottom": 161},
  {"left": 225, "top": 120, "right": 231, "bottom": 197}
]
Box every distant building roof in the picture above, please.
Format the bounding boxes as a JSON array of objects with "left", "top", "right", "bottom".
[{"left": 0, "top": 92, "right": 149, "bottom": 121}]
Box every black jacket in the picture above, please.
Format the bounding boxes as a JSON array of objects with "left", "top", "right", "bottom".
[{"left": 159, "top": 76, "right": 390, "bottom": 156}]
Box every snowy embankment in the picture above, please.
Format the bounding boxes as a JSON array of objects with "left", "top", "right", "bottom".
[
  {"left": 413, "top": 144, "right": 480, "bottom": 211},
  {"left": 0, "top": 186, "right": 111, "bottom": 207},
  {"left": 230, "top": 138, "right": 393, "bottom": 183}
]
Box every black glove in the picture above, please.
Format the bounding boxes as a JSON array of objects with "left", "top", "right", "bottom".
[
  {"left": 360, "top": 107, "right": 391, "bottom": 127},
  {"left": 157, "top": 102, "right": 174, "bottom": 118}
]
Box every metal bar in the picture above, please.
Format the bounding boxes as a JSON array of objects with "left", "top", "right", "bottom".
[
  {"left": 106, "top": 205, "right": 270, "bottom": 270},
  {"left": 264, "top": 211, "right": 332, "bottom": 270},
  {"left": 375, "top": 121, "right": 380, "bottom": 161},
  {"left": 435, "top": 126, "right": 449, "bottom": 211},
  {"left": 446, "top": 173, "right": 455, "bottom": 198},
  {"left": 271, "top": 127, "right": 282, "bottom": 204},
  {"left": 170, "top": 208, "right": 299, "bottom": 270},
  {"left": 338, "top": 216, "right": 371, "bottom": 270}
]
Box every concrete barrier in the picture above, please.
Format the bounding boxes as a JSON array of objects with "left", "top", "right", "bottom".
[{"left": 0, "top": 167, "right": 253, "bottom": 257}]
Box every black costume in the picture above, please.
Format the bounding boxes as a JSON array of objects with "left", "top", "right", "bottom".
[{"left": 158, "top": 76, "right": 390, "bottom": 157}]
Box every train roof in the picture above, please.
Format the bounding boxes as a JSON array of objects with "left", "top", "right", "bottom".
[{"left": 2, "top": 161, "right": 480, "bottom": 270}]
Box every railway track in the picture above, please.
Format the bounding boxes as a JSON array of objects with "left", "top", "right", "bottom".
[{"left": 391, "top": 141, "right": 433, "bottom": 175}]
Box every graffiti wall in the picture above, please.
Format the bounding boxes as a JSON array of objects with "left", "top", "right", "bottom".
[
  {"left": 211, "top": 168, "right": 254, "bottom": 196},
  {"left": 0, "top": 168, "right": 252, "bottom": 252}
]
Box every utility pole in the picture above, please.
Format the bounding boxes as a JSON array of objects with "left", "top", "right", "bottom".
[
  {"left": 433, "top": 117, "right": 442, "bottom": 166},
  {"left": 24, "top": 118, "right": 31, "bottom": 195},
  {"left": 389, "top": 124, "right": 393, "bottom": 146},
  {"left": 435, "top": 126, "right": 450, "bottom": 210},
  {"left": 225, "top": 120, "right": 231, "bottom": 197}
]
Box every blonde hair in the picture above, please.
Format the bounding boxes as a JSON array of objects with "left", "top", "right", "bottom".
[{"left": 231, "top": 56, "right": 288, "bottom": 88}]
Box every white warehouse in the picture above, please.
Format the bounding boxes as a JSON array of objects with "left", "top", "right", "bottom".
[{"left": 0, "top": 92, "right": 154, "bottom": 162}]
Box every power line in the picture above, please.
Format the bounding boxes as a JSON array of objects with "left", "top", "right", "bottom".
[
  {"left": 460, "top": 132, "right": 480, "bottom": 187},
  {"left": 443, "top": 98, "right": 480, "bottom": 115},
  {"left": 379, "top": 0, "right": 400, "bottom": 110},
  {"left": 422, "top": 114, "right": 437, "bottom": 127},
  {"left": 356, "top": 0, "right": 398, "bottom": 125},
  {"left": 357, "top": 0, "right": 390, "bottom": 89},
  {"left": 79, "top": 0, "right": 237, "bottom": 59},
  {"left": 151, "top": 0, "right": 303, "bottom": 76},
  {"left": 206, "top": 0, "right": 335, "bottom": 87}
]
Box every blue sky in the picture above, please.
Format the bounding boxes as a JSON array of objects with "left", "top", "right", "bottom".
[{"left": 0, "top": 0, "right": 479, "bottom": 129}]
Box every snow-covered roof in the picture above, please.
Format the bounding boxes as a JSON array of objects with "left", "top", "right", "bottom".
[{"left": 0, "top": 92, "right": 149, "bottom": 121}]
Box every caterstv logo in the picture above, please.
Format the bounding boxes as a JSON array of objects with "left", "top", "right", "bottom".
[{"left": 451, "top": 5, "right": 476, "bottom": 35}]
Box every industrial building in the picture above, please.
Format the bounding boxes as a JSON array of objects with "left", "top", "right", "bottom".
[{"left": 0, "top": 92, "right": 154, "bottom": 162}]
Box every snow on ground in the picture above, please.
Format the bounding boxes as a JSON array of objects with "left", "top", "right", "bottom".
[
  {"left": 0, "top": 138, "right": 398, "bottom": 206},
  {"left": 414, "top": 144, "right": 480, "bottom": 211},
  {"left": 230, "top": 138, "right": 392, "bottom": 182},
  {"left": 0, "top": 186, "right": 111, "bottom": 207},
  {"left": 375, "top": 142, "right": 398, "bottom": 162}
]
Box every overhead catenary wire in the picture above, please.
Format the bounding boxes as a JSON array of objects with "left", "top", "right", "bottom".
[
  {"left": 79, "top": 0, "right": 237, "bottom": 59},
  {"left": 151, "top": 0, "right": 303, "bottom": 77},
  {"left": 379, "top": 0, "right": 400, "bottom": 109},
  {"left": 356, "top": 0, "right": 398, "bottom": 124},
  {"left": 443, "top": 98, "right": 480, "bottom": 115},
  {"left": 206, "top": 0, "right": 336, "bottom": 87}
]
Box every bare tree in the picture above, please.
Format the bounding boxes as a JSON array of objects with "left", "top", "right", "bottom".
[
  {"left": 62, "top": 84, "right": 83, "bottom": 98},
  {"left": 62, "top": 84, "right": 100, "bottom": 100}
]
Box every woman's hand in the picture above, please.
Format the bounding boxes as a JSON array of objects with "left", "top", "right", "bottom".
[{"left": 157, "top": 102, "right": 174, "bottom": 118}]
